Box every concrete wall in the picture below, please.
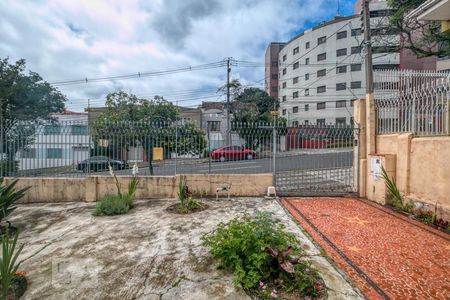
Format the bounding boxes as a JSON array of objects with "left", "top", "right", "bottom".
[
  {"left": 354, "top": 98, "right": 450, "bottom": 219},
  {"left": 6, "top": 174, "right": 273, "bottom": 203}
]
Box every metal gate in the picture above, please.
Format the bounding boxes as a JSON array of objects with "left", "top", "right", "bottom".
[{"left": 275, "top": 124, "right": 358, "bottom": 196}]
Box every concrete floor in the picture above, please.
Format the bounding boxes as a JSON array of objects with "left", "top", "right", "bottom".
[{"left": 10, "top": 198, "right": 363, "bottom": 300}]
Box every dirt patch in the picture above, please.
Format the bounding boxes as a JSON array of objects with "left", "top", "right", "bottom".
[{"left": 165, "top": 202, "right": 209, "bottom": 214}]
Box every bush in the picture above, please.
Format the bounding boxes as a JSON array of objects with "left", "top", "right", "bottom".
[
  {"left": 0, "top": 178, "right": 30, "bottom": 234},
  {"left": 202, "top": 213, "right": 323, "bottom": 298},
  {"left": 0, "top": 232, "right": 24, "bottom": 300},
  {"left": 94, "top": 195, "right": 131, "bottom": 216}
]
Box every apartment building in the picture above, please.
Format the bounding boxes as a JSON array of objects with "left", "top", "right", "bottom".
[
  {"left": 268, "top": 0, "right": 439, "bottom": 126},
  {"left": 265, "top": 42, "right": 286, "bottom": 98}
]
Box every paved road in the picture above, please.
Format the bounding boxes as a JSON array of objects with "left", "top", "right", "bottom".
[{"left": 111, "top": 150, "right": 353, "bottom": 176}]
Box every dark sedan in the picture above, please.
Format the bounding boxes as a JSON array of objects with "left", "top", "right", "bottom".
[{"left": 77, "top": 156, "right": 128, "bottom": 172}]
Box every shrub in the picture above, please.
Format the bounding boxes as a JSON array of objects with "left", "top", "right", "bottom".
[
  {"left": 94, "top": 195, "right": 130, "bottom": 216},
  {"left": 174, "top": 176, "right": 205, "bottom": 214},
  {"left": 0, "top": 232, "right": 24, "bottom": 300},
  {"left": 202, "top": 213, "right": 322, "bottom": 298}
]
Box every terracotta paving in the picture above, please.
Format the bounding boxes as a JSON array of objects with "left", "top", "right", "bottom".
[{"left": 280, "top": 197, "right": 450, "bottom": 300}]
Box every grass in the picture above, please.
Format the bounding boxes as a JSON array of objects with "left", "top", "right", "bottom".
[{"left": 93, "top": 195, "right": 132, "bottom": 216}]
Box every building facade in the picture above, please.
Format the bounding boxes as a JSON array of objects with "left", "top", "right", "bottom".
[
  {"left": 17, "top": 111, "right": 90, "bottom": 172},
  {"left": 265, "top": 42, "right": 286, "bottom": 98},
  {"left": 269, "top": 0, "right": 440, "bottom": 126}
]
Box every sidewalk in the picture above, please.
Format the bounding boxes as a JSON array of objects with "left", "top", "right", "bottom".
[{"left": 281, "top": 197, "right": 450, "bottom": 300}]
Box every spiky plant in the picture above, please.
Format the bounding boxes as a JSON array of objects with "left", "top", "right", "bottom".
[{"left": 381, "top": 167, "right": 403, "bottom": 209}]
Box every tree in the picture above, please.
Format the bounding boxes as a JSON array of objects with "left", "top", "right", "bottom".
[
  {"left": 0, "top": 58, "right": 66, "bottom": 175},
  {"left": 93, "top": 91, "right": 206, "bottom": 174},
  {"left": 387, "top": 0, "right": 450, "bottom": 57},
  {"left": 231, "top": 86, "right": 285, "bottom": 150}
]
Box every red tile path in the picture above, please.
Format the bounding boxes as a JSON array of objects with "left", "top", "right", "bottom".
[{"left": 281, "top": 197, "right": 450, "bottom": 300}]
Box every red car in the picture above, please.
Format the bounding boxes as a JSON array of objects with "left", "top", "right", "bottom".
[{"left": 211, "top": 146, "right": 257, "bottom": 162}]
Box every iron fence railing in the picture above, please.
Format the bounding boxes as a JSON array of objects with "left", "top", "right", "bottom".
[
  {"left": 0, "top": 120, "right": 357, "bottom": 184},
  {"left": 374, "top": 69, "right": 450, "bottom": 136}
]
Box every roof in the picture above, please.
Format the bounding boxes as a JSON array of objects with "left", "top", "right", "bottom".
[{"left": 407, "top": 0, "right": 450, "bottom": 20}]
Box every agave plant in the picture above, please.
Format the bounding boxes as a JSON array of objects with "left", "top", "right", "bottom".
[
  {"left": 0, "top": 178, "right": 30, "bottom": 226},
  {"left": 0, "top": 232, "right": 24, "bottom": 300},
  {"left": 381, "top": 167, "right": 404, "bottom": 209},
  {"left": 266, "top": 246, "right": 300, "bottom": 273}
]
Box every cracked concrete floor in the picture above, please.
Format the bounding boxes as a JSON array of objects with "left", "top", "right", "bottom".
[{"left": 10, "top": 198, "right": 364, "bottom": 300}]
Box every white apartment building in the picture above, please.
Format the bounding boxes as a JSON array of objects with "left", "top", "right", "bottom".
[
  {"left": 276, "top": 1, "right": 402, "bottom": 126},
  {"left": 18, "top": 111, "right": 90, "bottom": 171}
]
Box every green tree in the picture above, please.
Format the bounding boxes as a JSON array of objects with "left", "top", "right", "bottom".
[
  {"left": 93, "top": 91, "right": 206, "bottom": 174},
  {"left": 0, "top": 58, "right": 66, "bottom": 175},
  {"left": 388, "top": 0, "right": 450, "bottom": 57},
  {"left": 231, "top": 86, "right": 285, "bottom": 150}
]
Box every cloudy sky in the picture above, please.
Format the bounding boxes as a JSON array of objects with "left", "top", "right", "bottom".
[{"left": 0, "top": 0, "right": 356, "bottom": 111}]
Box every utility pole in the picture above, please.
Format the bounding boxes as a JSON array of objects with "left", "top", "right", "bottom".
[
  {"left": 226, "top": 57, "right": 231, "bottom": 145},
  {"left": 363, "top": 0, "right": 373, "bottom": 94}
]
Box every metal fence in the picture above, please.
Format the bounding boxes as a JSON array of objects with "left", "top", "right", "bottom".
[
  {"left": 0, "top": 119, "right": 356, "bottom": 180},
  {"left": 374, "top": 69, "right": 450, "bottom": 136}
]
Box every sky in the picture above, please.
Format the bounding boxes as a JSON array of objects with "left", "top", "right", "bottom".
[{"left": 0, "top": 0, "right": 356, "bottom": 112}]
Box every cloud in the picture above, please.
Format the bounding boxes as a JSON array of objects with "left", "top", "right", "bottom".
[{"left": 0, "top": 0, "right": 355, "bottom": 111}]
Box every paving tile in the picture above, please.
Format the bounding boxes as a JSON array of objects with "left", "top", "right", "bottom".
[{"left": 281, "top": 197, "right": 450, "bottom": 300}]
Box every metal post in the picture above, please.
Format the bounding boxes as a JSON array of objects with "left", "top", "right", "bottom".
[
  {"left": 272, "top": 122, "right": 276, "bottom": 186},
  {"left": 175, "top": 101, "right": 178, "bottom": 175},
  {"left": 207, "top": 126, "right": 211, "bottom": 173},
  {"left": 226, "top": 57, "right": 231, "bottom": 145}
]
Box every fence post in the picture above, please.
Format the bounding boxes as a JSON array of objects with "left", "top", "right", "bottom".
[{"left": 272, "top": 122, "right": 276, "bottom": 186}]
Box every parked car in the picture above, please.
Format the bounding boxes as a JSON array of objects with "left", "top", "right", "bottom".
[
  {"left": 77, "top": 156, "right": 128, "bottom": 172},
  {"left": 211, "top": 146, "right": 257, "bottom": 162}
]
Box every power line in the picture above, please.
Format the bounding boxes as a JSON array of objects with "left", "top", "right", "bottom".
[{"left": 50, "top": 61, "right": 227, "bottom": 86}]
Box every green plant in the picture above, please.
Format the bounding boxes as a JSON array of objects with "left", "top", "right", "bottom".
[
  {"left": 94, "top": 195, "right": 130, "bottom": 216},
  {"left": 174, "top": 176, "right": 204, "bottom": 213},
  {"left": 202, "top": 213, "right": 322, "bottom": 297},
  {"left": 0, "top": 232, "right": 24, "bottom": 300},
  {"left": 0, "top": 178, "right": 30, "bottom": 226},
  {"left": 381, "top": 166, "right": 414, "bottom": 212}
]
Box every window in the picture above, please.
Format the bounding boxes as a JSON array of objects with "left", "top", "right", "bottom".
[
  {"left": 373, "top": 64, "right": 399, "bottom": 70},
  {"left": 293, "top": 106, "right": 299, "bottom": 113},
  {"left": 351, "top": 81, "right": 362, "bottom": 89},
  {"left": 207, "top": 121, "right": 221, "bottom": 132},
  {"left": 305, "top": 73, "right": 309, "bottom": 80},
  {"left": 351, "top": 28, "right": 362, "bottom": 36},
  {"left": 317, "top": 102, "right": 326, "bottom": 110},
  {"left": 282, "top": 95, "right": 287, "bottom": 102},
  {"left": 317, "top": 53, "right": 326, "bottom": 61},
  {"left": 305, "top": 58, "right": 309, "bottom": 65},
  {"left": 305, "top": 89, "right": 309, "bottom": 96},
  {"left": 282, "top": 109, "right": 286, "bottom": 115},
  {"left": 317, "top": 36, "right": 326, "bottom": 45},
  {"left": 317, "top": 69, "right": 326, "bottom": 77},
  {"left": 372, "top": 46, "right": 399, "bottom": 53},
  {"left": 47, "top": 148, "right": 63, "bottom": 159},
  {"left": 336, "top": 66, "right": 347, "bottom": 73},
  {"left": 293, "top": 62, "right": 299, "bottom": 69},
  {"left": 337, "top": 31, "right": 347, "bottom": 39},
  {"left": 306, "top": 41, "right": 310, "bottom": 49},
  {"left": 351, "top": 64, "right": 362, "bottom": 71},
  {"left": 21, "top": 149, "right": 36, "bottom": 158},
  {"left": 305, "top": 104, "right": 309, "bottom": 111},
  {"left": 293, "top": 91, "right": 299, "bottom": 98},
  {"left": 336, "top": 100, "right": 346, "bottom": 108},
  {"left": 336, "top": 48, "right": 347, "bottom": 57},
  {"left": 44, "top": 125, "right": 61, "bottom": 135},
  {"left": 371, "top": 27, "right": 399, "bottom": 36},
  {"left": 317, "top": 86, "right": 326, "bottom": 93},
  {"left": 282, "top": 82, "right": 286, "bottom": 88},
  {"left": 293, "top": 47, "right": 299, "bottom": 55},
  {"left": 271, "top": 61, "right": 278, "bottom": 67},
  {"left": 336, "top": 82, "right": 346, "bottom": 91},
  {"left": 292, "top": 121, "right": 299, "bottom": 126},
  {"left": 336, "top": 118, "right": 346, "bottom": 126},
  {"left": 317, "top": 119, "right": 326, "bottom": 125},
  {"left": 271, "top": 86, "right": 277, "bottom": 92},
  {"left": 71, "top": 125, "right": 88, "bottom": 135},
  {"left": 282, "top": 54, "right": 287, "bottom": 61},
  {"left": 370, "top": 9, "right": 393, "bottom": 18},
  {"left": 351, "top": 46, "right": 361, "bottom": 54},
  {"left": 293, "top": 77, "right": 299, "bottom": 84},
  {"left": 304, "top": 120, "right": 309, "bottom": 125},
  {"left": 271, "top": 74, "right": 278, "bottom": 79},
  {"left": 282, "top": 68, "right": 287, "bottom": 75}
]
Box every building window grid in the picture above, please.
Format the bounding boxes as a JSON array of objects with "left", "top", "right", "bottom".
[
  {"left": 293, "top": 106, "right": 299, "bottom": 113},
  {"left": 293, "top": 62, "right": 299, "bottom": 69},
  {"left": 293, "top": 77, "right": 299, "bottom": 84},
  {"left": 336, "top": 83, "right": 347, "bottom": 91},
  {"left": 336, "top": 31, "right": 347, "bottom": 39},
  {"left": 293, "top": 91, "right": 299, "bottom": 98},
  {"left": 336, "top": 48, "right": 347, "bottom": 57},
  {"left": 317, "top": 53, "right": 326, "bottom": 61},
  {"left": 293, "top": 47, "right": 299, "bottom": 55},
  {"left": 317, "top": 86, "right": 326, "bottom": 93},
  {"left": 336, "top": 100, "right": 347, "bottom": 108},
  {"left": 317, "top": 102, "right": 326, "bottom": 110},
  {"left": 317, "top": 69, "right": 326, "bottom": 77},
  {"left": 317, "top": 36, "right": 326, "bottom": 45},
  {"left": 336, "top": 66, "right": 347, "bottom": 73},
  {"left": 351, "top": 64, "right": 362, "bottom": 71}
]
